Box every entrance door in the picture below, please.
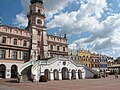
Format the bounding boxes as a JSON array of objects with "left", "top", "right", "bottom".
[
  {"left": 0, "top": 64, "right": 6, "bottom": 78},
  {"left": 11, "top": 65, "right": 18, "bottom": 78},
  {"left": 44, "top": 69, "right": 50, "bottom": 81},
  {"left": 62, "top": 67, "right": 69, "bottom": 80},
  {"left": 78, "top": 70, "right": 82, "bottom": 79},
  {"left": 71, "top": 70, "right": 76, "bottom": 79}
]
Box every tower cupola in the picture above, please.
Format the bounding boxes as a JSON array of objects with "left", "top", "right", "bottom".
[{"left": 30, "top": 0, "right": 43, "bottom": 4}]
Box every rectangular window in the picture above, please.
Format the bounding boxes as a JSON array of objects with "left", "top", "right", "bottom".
[
  {"left": 12, "top": 51, "right": 17, "bottom": 59},
  {"left": 23, "top": 52, "right": 28, "bottom": 60},
  {"left": 23, "top": 40, "right": 27, "bottom": 46},
  {"left": 57, "top": 46, "right": 59, "bottom": 51},
  {"left": 0, "top": 49, "right": 6, "bottom": 59},
  {"left": 8, "top": 50, "right": 10, "bottom": 57},
  {"left": 19, "top": 51, "right": 21, "bottom": 58},
  {"left": 50, "top": 45, "right": 53, "bottom": 50},
  {"left": 63, "top": 47, "right": 65, "bottom": 51},
  {"left": 2, "top": 37, "right": 6, "bottom": 43},
  {"left": 14, "top": 38, "right": 17, "bottom": 45}
]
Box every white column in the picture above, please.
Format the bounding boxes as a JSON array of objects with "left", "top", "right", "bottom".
[
  {"left": 6, "top": 68, "right": 11, "bottom": 78},
  {"left": 59, "top": 72, "right": 62, "bottom": 80},
  {"left": 50, "top": 72, "right": 54, "bottom": 80},
  {"left": 69, "top": 72, "right": 72, "bottom": 80},
  {"left": 76, "top": 72, "right": 78, "bottom": 79}
]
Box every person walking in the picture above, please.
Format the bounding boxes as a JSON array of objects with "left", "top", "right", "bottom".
[{"left": 115, "top": 72, "right": 118, "bottom": 79}]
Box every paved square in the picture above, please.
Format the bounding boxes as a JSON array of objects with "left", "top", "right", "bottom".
[{"left": 0, "top": 75, "right": 120, "bottom": 90}]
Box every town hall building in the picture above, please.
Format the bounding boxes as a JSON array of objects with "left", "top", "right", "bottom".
[{"left": 0, "top": 0, "right": 97, "bottom": 82}]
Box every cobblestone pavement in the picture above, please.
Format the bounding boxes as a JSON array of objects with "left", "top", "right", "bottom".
[{"left": 0, "top": 75, "right": 120, "bottom": 90}]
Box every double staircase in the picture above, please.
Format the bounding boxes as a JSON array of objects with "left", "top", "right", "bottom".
[{"left": 18, "top": 58, "right": 36, "bottom": 82}]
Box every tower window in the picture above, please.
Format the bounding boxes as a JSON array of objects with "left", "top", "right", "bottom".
[
  {"left": 38, "top": 41, "right": 40, "bottom": 47},
  {"left": 38, "top": 9, "right": 40, "bottom": 13},
  {"left": 37, "top": 19, "right": 42, "bottom": 24}
]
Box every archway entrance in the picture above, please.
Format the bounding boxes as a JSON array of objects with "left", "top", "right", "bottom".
[
  {"left": 53, "top": 69, "right": 59, "bottom": 80},
  {"left": 78, "top": 70, "right": 82, "bottom": 79},
  {"left": 11, "top": 65, "right": 18, "bottom": 78},
  {"left": 44, "top": 69, "right": 50, "bottom": 81},
  {"left": 62, "top": 67, "right": 69, "bottom": 80},
  {"left": 71, "top": 70, "right": 76, "bottom": 79},
  {"left": 0, "top": 64, "right": 6, "bottom": 78}
]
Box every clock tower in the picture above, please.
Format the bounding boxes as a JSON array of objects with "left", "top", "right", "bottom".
[{"left": 27, "top": 0, "right": 48, "bottom": 60}]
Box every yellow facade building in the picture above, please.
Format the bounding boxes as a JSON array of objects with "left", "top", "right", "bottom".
[{"left": 79, "top": 50, "right": 91, "bottom": 68}]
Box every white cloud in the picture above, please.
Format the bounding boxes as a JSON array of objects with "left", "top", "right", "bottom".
[
  {"left": 44, "top": 0, "right": 71, "bottom": 19},
  {"left": 13, "top": 0, "right": 71, "bottom": 27},
  {"left": 47, "top": 0, "right": 107, "bottom": 35},
  {"left": 13, "top": 0, "right": 30, "bottom": 27},
  {"left": 68, "top": 43, "right": 77, "bottom": 50},
  {"left": 13, "top": 13, "right": 28, "bottom": 28},
  {"left": 68, "top": 13, "right": 120, "bottom": 58},
  {"left": 12, "top": 0, "right": 120, "bottom": 58}
]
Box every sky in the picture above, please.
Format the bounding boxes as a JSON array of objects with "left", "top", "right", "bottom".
[{"left": 0, "top": 0, "right": 120, "bottom": 59}]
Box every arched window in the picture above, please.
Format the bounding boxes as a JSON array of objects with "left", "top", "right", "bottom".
[
  {"left": 0, "top": 64, "right": 6, "bottom": 78},
  {"left": 11, "top": 65, "right": 18, "bottom": 78}
]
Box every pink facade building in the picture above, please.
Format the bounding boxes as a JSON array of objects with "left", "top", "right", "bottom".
[{"left": 0, "top": 0, "right": 68, "bottom": 79}]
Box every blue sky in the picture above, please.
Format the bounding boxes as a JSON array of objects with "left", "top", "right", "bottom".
[{"left": 0, "top": 0, "right": 120, "bottom": 59}]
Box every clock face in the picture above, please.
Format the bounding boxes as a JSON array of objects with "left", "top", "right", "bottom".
[{"left": 37, "top": 19, "right": 42, "bottom": 25}]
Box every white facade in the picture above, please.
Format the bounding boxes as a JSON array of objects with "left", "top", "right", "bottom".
[
  {"left": 18, "top": 57, "right": 95, "bottom": 82},
  {"left": 0, "top": 61, "right": 23, "bottom": 79}
]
